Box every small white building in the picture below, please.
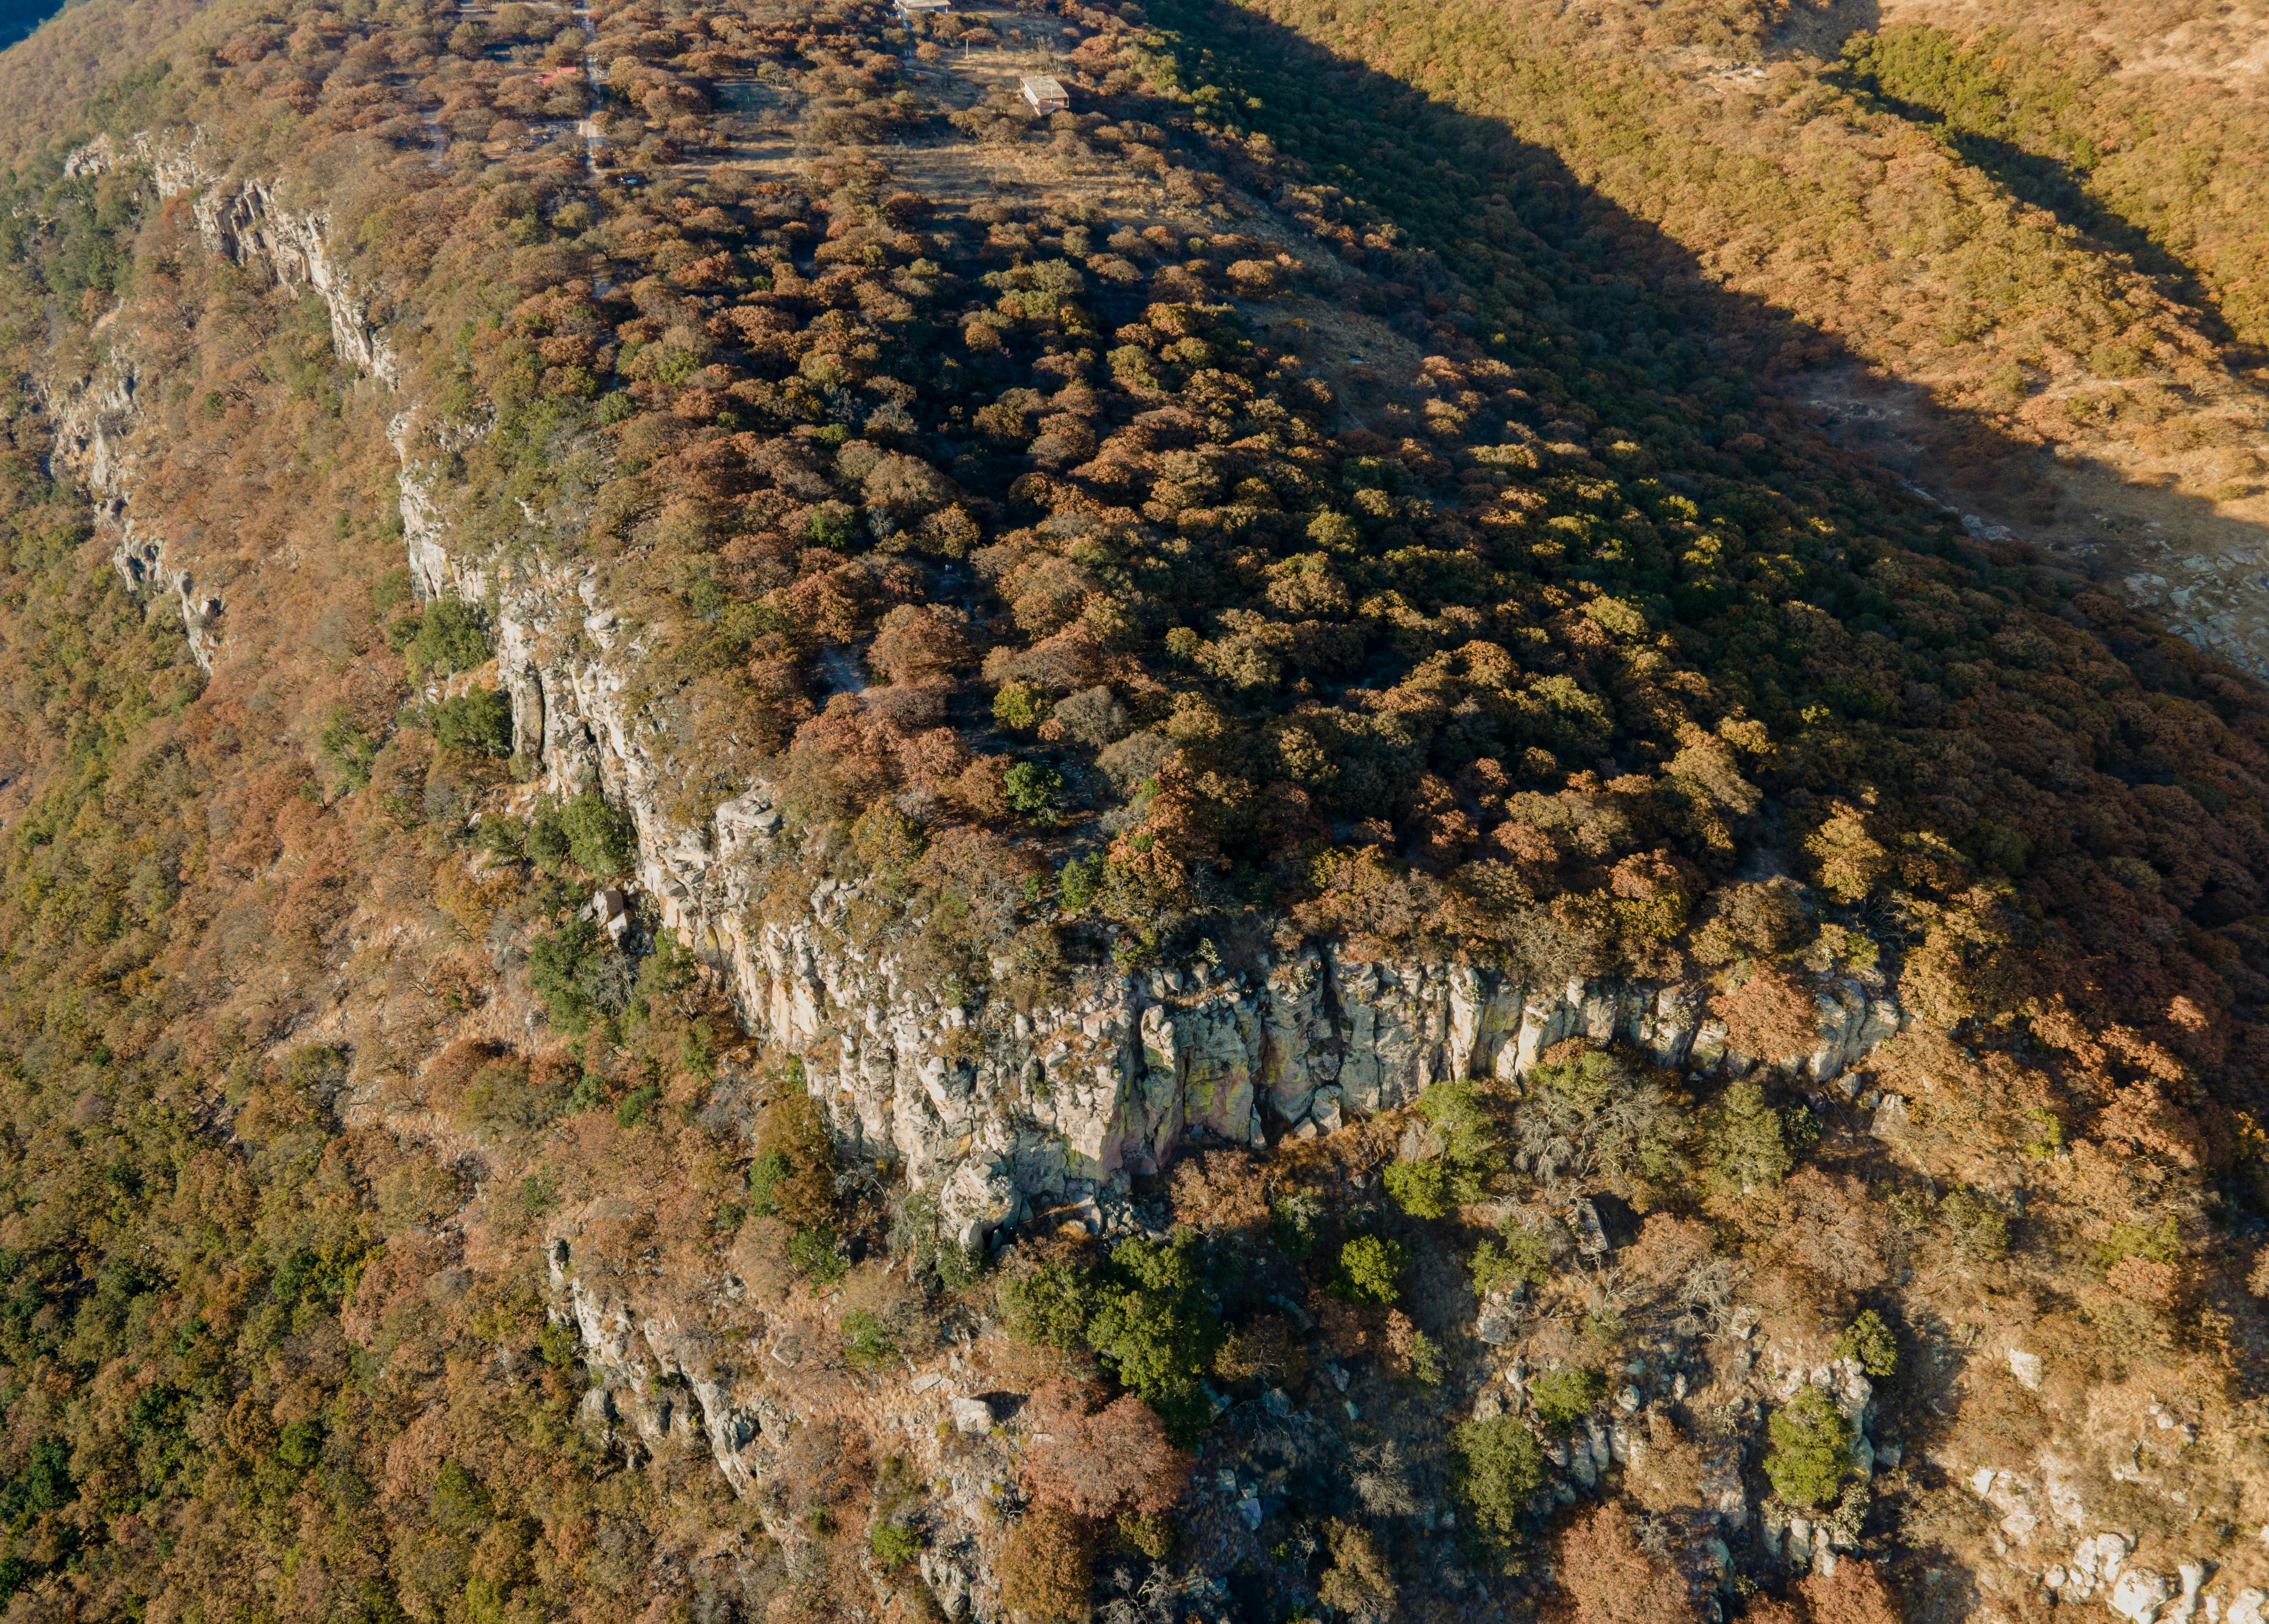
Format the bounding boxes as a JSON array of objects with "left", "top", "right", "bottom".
[
  {"left": 1020, "top": 74, "right": 1070, "bottom": 115},
  {"left": 894, "top": 0, "right": 949, "bottom": 20}
]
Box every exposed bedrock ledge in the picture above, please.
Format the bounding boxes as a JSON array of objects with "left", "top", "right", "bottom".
[
  {"left": 50, "top": 128, "right": 402, "bottom": 673},
  {"left": 544, "top": 1239, "right": 785, "bottom": 1509},
  {"left": 66, "top": 130, "right": 402, "bottom": 387},
  {"left": 403, "top": 505, "right": 1908, "bottom": 1250},
  {"left": 721, "top": 919, "right": 1904, "bottom": 1248}
]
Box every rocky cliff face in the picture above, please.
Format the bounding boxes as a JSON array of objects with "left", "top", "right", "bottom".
[
  {"left": 46, "top": 133, "right": 401, "bottom": 674},
  {"left": 411, "top": 467, "right": 1908, "bottom": 1248},
  {"left": 39, "top": 348, "right": 234, "bottom": 674},
  {"left": 64, "top": 131, "right": 401, "bottom": 387},
  {"left": 28, "top": 121, "right": 2268, "bottom": 1624}
]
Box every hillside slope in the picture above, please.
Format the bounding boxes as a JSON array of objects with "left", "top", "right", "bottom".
[
  {"left": 1134, "top": 0, "right": 2269, "bottom": 680},
  {"left": 0, "top": 0, "right": 2265, "bottom": 1622}
]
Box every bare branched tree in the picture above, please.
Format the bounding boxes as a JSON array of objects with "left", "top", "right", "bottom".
[{"left": 1349, "top": 1437, "right": 1422, "bottom": 1518}]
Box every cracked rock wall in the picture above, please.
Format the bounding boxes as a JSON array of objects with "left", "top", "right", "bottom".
[
  {"left": 403, "top": 477, "right": 1909, "bottom": 1248},
  {"left": 49, "top": 130, "right": 403, "bottom": 672},
  {"left": 43, "top": 120, "right": 1917, "bottom": 1265}
]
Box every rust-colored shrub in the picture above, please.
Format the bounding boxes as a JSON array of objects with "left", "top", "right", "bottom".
[
  {"left": 1626, "top": 1410, "right": 1710, "bottom": 1514},
  {"left": 753, "top": 1088, "right": 837, "bottom": 1229},
  {"left": 1554, "top": 1503, "right": 1699, "bottom": 1624},
  {"left": 424, "top": 1038, "right": 503, "bottom": 1103},
  {"left": 1718, "top": 968, "right": 1823, "bottom": 1064},
  {"left": 995, "top": 1506, "right": 1096, "bottom": 1621},
  {"left": 867, "top": 603, "right": 975, "bottom": 683},
  {"left": 1317, "top": 1518, "right": 1398, "bottom": 1621},
  {"left": 1020, "top": 1380, "right": 1192, "bottom": 1520},
  {"left": 1168, "top": 1147, "right": 1270, "bottom": 1235},
  {"left": 1797, "top": 1559, "right": 1904, "bottom": 1624},
  {"left": 1214, "top": 1313, "right": 1307, "bottom": 1388},
  {"left": 775, "top": 1419, "right": 873, "bottom": 1520}
]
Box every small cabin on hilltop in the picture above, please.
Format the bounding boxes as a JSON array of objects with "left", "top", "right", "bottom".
[{"left": 1020, "top": 75, "right": 1070, "bottom": 115}]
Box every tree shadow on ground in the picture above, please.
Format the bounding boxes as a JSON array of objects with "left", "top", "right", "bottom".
[
  {"left": 1138, "top": 0, "right": 2269, "bottom": 604},
  {"left": 1832, "top": 75, "right": 2244, "bottom": 354}
]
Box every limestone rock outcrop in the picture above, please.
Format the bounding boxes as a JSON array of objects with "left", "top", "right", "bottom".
[
  {"left": 405, "top": 461, "right": 1909, "bottom": 1247},
  {"left": 48, "top": 125, "right": 1917, "bottom": 1259},
  {"left": 545, "top": 1237, "right": 778, "bottom": 1504},
  {"left": 65, "top": 131, "right": 401, "bottom": 387},
  {"left": 49, "top": 132, "right": 402, "bottom": 672}
]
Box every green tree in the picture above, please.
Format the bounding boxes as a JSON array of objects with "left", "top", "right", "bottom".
[
  {"left": 1833, "top": 1310, "right": 1898, "bottom": 1378},
  {"left": 434, "top": 686, "right": 513, "bottom": 756},
  {"left": 560, "top": 791, "right": 638, "bottom": 878},
  {"left": 753, "top": 1089, "right": 837, "bottom": 1229},
  {"left": 1513, "top": 1046, "right": 1687, "bottom": 1192},
  {"left": 1333, "top": 1235, "right": 1406, "bottom": 1305},
  {"left": 850, "top": 802, "right": 925, "bottom": 895},
  {"left": 318, "top": 704, "right": 377, "bottom": 789},
  {"left": 1528, "top": 1365, "right": 1606, "bottom": 1434},
  {"left": 613, "top": 1083, "right": 661, "bottom": 1127},
  {"left": 993, "top": 681, "right": 1052, "bottom": 730},
  {"left": 1057, "top": 852, "right": 1105, "bottom": 912},
  {"left": 1412, "top": 1076, "right": 1503, "bottom": 1194},
  {"left": 1384, "top": 1158, "right": 1449, "bottom": 1218},
  {"left": 1004, "top": 760, "right": 1064, "bottom": 819},
  {"left": 998, "top": 1256, "right": 1096, "bottom": 1350},
  {"left": 371, "top": 565, "right": 415, "bottom": 615},
  {"left": 1700, "top": 1078, "right": 1794, "bottom": 1194},
  {"left": 842, "top": 1308, "right": 898, "bottom": 1369},
  {"left": 870, "top": 1522, "right": 920, "bottom": 1568},
  {"left": 0, "top": 1435, "right": 74, "bottom": 1521},
  {"left": 527, "top": 918, "right": 620, "bottom": 1035},
  {"left": 526, "top": 801, "right": 573, "bottom": 873},
  {"left": 786, "top": 1226, "right": 847, "bottom": 1285},
  {"left": 430, "top": 1458, "right": 492, "bottom": 1533},
  {"left": 1453, "top": 1414, "right": 1545, "bottom": 1547},
  {"left": 1764, "top": 1385, "right": 1854, "bottom": 1507},
  {"left": 1086, "top": 1232, "right": 1223, "bottom": 1444},
  {"left": 1469, "top": 1216, "right": 1553, "bottom": 1295},
  {"left": 413, "top": 596, "right": 492, "bottom": 673},
  {"left": 747, "top": 1148, "right": 793, "bottom": 1216},
  {"left": 524, "top": 793, "right": 636, "bottom": 879},
  {"left": 277, "top": 1418, "right": 324, "bottom": 1471},
  {"left": 1272, "top": 1190, "right": 1323, "bottom": 1260},
  {"left": 1942, "top": 1187, "right": 2013, "bottom": 1262},
  {"left": 809, "top": 500, "right": 858, "bottom": 549},
  {"left": 1389, "top": 1070, "right": 1516, "bottom": 1216}
]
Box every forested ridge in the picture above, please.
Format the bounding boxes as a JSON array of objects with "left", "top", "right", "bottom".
[{"left": 0, "top": 0, "right": 2263, "bottom": 1619}]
